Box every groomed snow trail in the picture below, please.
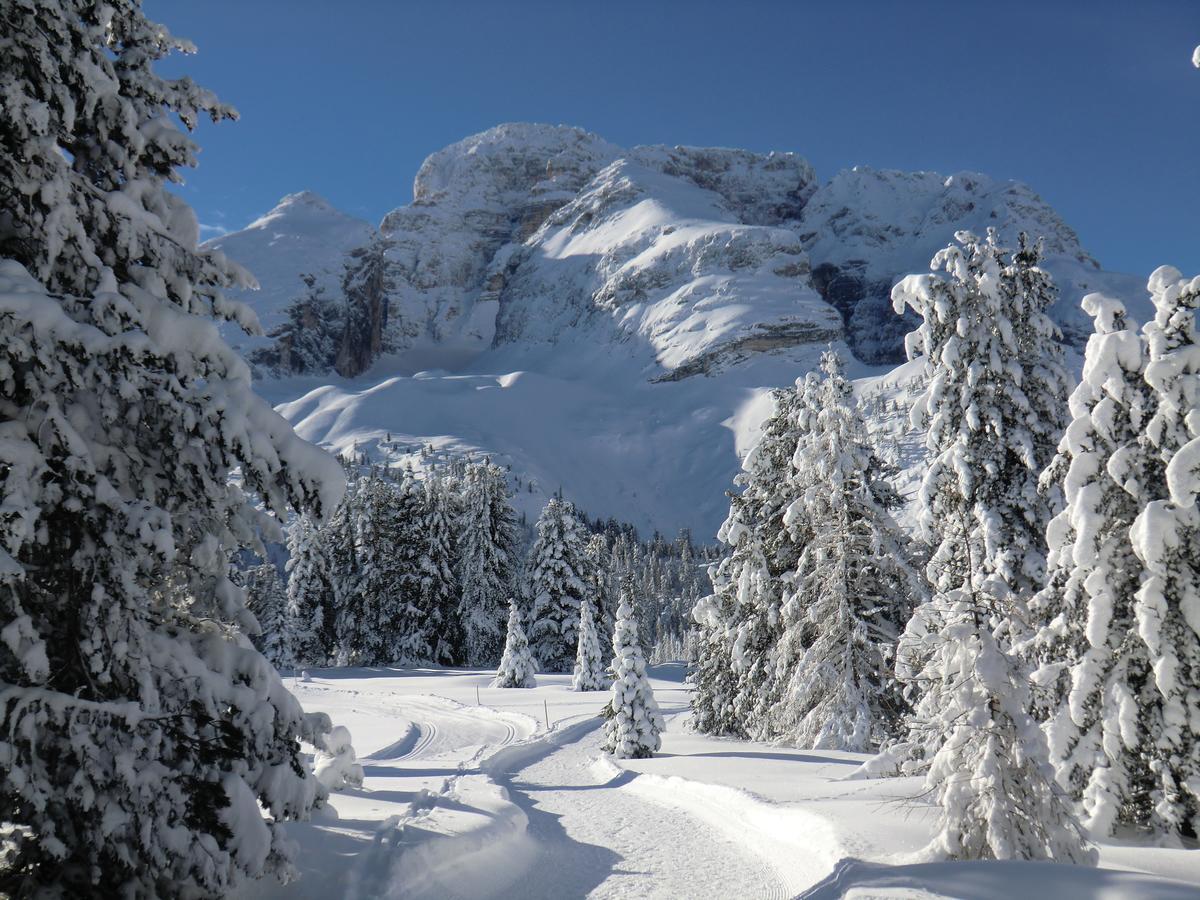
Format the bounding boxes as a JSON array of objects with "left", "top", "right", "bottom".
[{"left": 492, "top": 720, "right": 786, "bottom": 899}]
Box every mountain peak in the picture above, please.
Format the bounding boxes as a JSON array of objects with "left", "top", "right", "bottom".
[{"left": 275, "top": 189, "right": 333, "bottom": 209}]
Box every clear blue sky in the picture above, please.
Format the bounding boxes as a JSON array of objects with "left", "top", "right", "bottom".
[{"left": 148, "top": 0, "right": 1200, "bottom": 278}]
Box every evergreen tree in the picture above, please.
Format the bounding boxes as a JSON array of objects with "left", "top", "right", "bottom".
[
  {"left": 888, "top": 231, "right": 1092, "bottom": 862},
  {"left": 245, "top": 563, "right": 292, "bottom": 670},
  {"left": 572, "top": 597, "right": 608, "bottom": 691},
  {"left": 772, "top": 351, "right": 922, "bottom": 751},
  {"left": 585, "top": 532, "right": 617, "bottom": 651},
  {"left": 1008, "top": 234, "right": 1075, "bottom": 512},
  {"left": 456, "top": 461, "right": 521, "bottom": 665},
  {"left": 1026, "top": 293, "right": 1159, "bottom": 835},
  {"left": 918, "top": 579, "right": 1095, "bottom": 863},
  {"left": 416, "top": 474, "right": 463, "bottom": 665},
  {"left": 286, "top": 513, "right": 337, "bottom": 668},
  {"left": 494, "top": 600, "right": 537, "bottom": 688},
  {"left": 691, "top": 377, "right": 812, "bottom": 740},
  {"left": 250, "top": 273, "right": 343, "bottom": 374},
  {"left": 328, "top": 474, "right": 364, "bottom": 665},
  {"left": 526, "top": 497, "right": 591, "bottom": 672},
  {"left": 333, "top": 474, "right": 427, "bottom": 666},
  {"left": 338, "top": 476, "right": 399, "bottom": 665},
  {"left": 602, "top": 583, "right": 664, "bottom": 759},
  {"left": 0, "top": 2, "right": 344, "bottom": 894},
  {"left": 1130, "top": 265, "right": 1200, "bottom": 839},
  {"left": 388, "top": 476, "right": 439, "bottom": 666}
]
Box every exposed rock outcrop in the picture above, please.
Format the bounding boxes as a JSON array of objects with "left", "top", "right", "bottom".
[{"left": 211, "top": 125, "right": 1138, "bottom": 379}]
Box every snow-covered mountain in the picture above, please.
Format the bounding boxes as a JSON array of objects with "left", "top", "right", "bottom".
[
  {"left": 209, "top": 123, "right": 1145, "bottom": 537},
  {"left": 206, "top": 191, "right": 376, "bottom": 356}
]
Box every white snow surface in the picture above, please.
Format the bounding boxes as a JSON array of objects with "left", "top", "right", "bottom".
[{"left": 237, "top": 664, "right": 1199, "bottom": 899}]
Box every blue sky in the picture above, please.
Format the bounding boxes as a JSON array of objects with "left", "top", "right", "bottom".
[{"left": 149, "top": 0, "right": 1200, "bottom": 278}]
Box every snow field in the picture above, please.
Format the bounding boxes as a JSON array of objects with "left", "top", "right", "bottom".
[{"left": 251, "top": 665, "right": 1199, "bottom": 899}]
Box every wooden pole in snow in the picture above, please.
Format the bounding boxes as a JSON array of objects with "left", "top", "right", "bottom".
[
  {"left": 476, "top": 685, "right": 481, "bottom": 706},
  {"left": 544, "top": 699, "right": 550, "bottom": 730}
]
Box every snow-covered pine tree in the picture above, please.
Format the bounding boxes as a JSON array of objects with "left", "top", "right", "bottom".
[
  {"left": 1130, "top": 265, "right": 1200, "bottom": 839},
  {"left": 585, "top": 532, "right": 617, "bottom": 652},
  {"left": 286, "top": 512, "right": 338, "bottom": 668},
  {"left": 572, "top": 597, "right": 609, "bottom": 691},
  {"left": 341, "top": 474, "right": 436, "bottom": 667},
  {"left": 337, "top": 475, "right": 397, "bottom": 665},
  {"left": 888, "top": 231, "right": 1092, "bottom": 862},
  {"left": 245, "top": 563, "right": 292, "bottom": 670},
  {"left": 771, "top": 351, "right": 923, "bottom": 751},
  {"left": 526, "top": 497, "right": 592, "bottom": 673},
  {"left": 251, "top": 273, "right": 343, "bottom": 375},
  {"left": 0, "top": 3, "right": 345, "bottom": 894},
  {"left": 418, "top": 473, "right": 463, "bottom": 665},
  {"left": 456, "top": 460, "right": 522, "bottom": 665},
  {"left": 691, "top": 376, "right": 811, "bottom": 740},
  {"left": 890, "top": 230, "right": 1072, "bottom": 766},
  {"left": 1007, "top": 234, "right": 1075, "bottom": 513},
  {"left": 602, "top": 582, "right": 665, "bottom": 759},
  {"left": 327, "top": 468, "right": 363, "bottom": 665},
  {"left": 494, "top": 599, "right": 537, "bottom": 688},
  {"left": 1026, "top": 293, "right": 1159, "bottom": 836}
]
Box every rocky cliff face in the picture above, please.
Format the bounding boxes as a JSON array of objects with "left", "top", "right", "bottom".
[
  {"left": 795, "top": 167, "right": 1100, "bottom": 362},
  {"left": 211, "top": 123, "right": 1136, "bottom": 380}
]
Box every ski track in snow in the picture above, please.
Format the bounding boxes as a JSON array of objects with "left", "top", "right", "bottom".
[
  {"left": 487, "top": 717, "right": 786, "bottom": 899},
  {"left": 255, "top": 670, "right": 1200, "bottom": 899}
]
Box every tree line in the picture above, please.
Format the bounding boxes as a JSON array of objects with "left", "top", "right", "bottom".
[{"left": 244, "top": 458, "right": 712, "bottom": 674}]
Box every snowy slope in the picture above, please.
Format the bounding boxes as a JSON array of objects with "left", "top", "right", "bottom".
[
  {"left": 207, "top": 191, "right": 376, "bottom": 356},
  {"left": 208, "top": 123, "right": 1151, "bottom": 536}
]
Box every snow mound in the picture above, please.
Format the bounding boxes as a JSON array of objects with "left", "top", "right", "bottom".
[
  {"left": 799, "top": 857, "right": 1200, "bottom": 900},
  {"left": 363, "top": 775, "right": 537, "bottom": 900}
]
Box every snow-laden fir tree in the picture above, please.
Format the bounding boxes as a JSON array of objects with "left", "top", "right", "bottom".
[
  {"left": 572, "top": 597, "right": 609, "bottom": 691},
  {"left": 585, "top": 532, "right": 617, "bottom": 651},
  {"left": 494, "top": 599, "right": 537, "bottom": 688},
  {"left": 771, "top": 351, "right": 923, "bottom": 751},
  {"left": 250, "top": 273, "right": 343, "bottom": 375},
  {"left": 245, "top": 563, "right": 292, "bottom": 670},
  {"left": 1007, "top": 234, "right": 1075, "bottom": 509},
  {"left": 313, "top": 725, "right": 365, "bottom": 792},
  {"left": 691, "top": 377, "right": 812, "bottom": 739},
  {"left": 887, "top": 231, "right": 1092, "bottom": 862},
  {"left": 418, "top": 473, "right": 463, "bottom": 665},
  {"left": 919, "top": 577, "right": 1096, "bottom": 863},
  {"left": 286, "top": 512, "right": 338, "bottom": 667},
  {"left": 1129, "top": 265, "right": 1200, "bottom": 839},
  {"left": 327, "top": 472, "right": 363, "bottom": 665},
  {"left": 456, "top": 461, "right": 522, "bottom": 665},
  {"left": 526, "top": 497, "right": 592, "bottom": 672},
  {"left": 388, "top": 475, "right": 443, "bottom": 666},
  {"left": 0, "top": 3, "right": 345, "bottom": 894},
  {"left": 889, "top": 230, "right": 1073, "bottom": 767},
  {"left": 602, "top": 582, "right": 665, "bottom": 759},
  {"left": 336, "top": 475, "right": 399, "bottom": 665},
  {"left": 1025, "top": 293, "right": 1159, "bottom": 836}
]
